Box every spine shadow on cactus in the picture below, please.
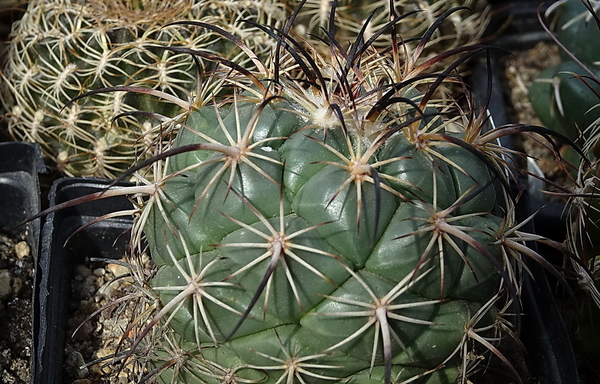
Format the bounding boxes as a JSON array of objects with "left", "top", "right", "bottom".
[{"left": 24, "top": 2, "right": 590, "bottom": 384}]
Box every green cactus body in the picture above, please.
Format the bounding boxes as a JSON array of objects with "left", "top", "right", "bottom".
[
  {"left": 0, "top": 0, "right": 285, "bottom": 177},
  {"left": 529, "top": 61, "right": 600, "bottom": 141},
  {"left": 140, "top": 91, "right": 510, "bottom": 383},
  {"left": 552, "top": 0, "right": 600, "bottom": 64},
  {"left": 528, "top": 0, "right": 600, "bottom": 142}
]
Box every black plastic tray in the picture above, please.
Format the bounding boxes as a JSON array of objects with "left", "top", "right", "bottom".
[{"left": 33, "top": 178, "right": 133, "bottom": 384}]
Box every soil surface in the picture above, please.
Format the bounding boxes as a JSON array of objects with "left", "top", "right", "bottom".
[
  {"left": 64, "top": 257, "right": 145, "bottom": 384},
  {"left": 0, "top": 232, "right": 33, "bottom": 384}
]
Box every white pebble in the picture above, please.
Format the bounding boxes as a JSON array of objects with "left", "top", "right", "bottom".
[
  {"left": 14, "top": 242, "right": 29, "bottom": 259},
  {"left": 106, "top": 263, "right": 130, "bottom": 278},
  {"left": 93, "top": 268, "right": 105, "bottom": 277}
]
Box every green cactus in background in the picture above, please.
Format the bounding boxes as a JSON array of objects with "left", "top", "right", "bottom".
[
  {"left": 568, "top": 124, "right": 600, "bottom": 364},
  {"left": 286, "top": 0, "right": 490, "bottom": 54},
  {"left": 528, "top": 0, "right": 600, "bottom": 143},
  {"left": 0, "top": 0, "right": 286, "bottom": 178}
]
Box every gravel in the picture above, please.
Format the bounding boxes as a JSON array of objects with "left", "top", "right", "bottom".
[
  {"left": 0, "top": 228, "right": 150, "bottom": 384},
  {"left": 64, "top": 256, "right": 147, "bottom": 384},
  {"left": 500, "top": 41, "right": 573, "bottom": 191},
  {"left": 0, "top": 232, "right": 33, "bottom": 384}
]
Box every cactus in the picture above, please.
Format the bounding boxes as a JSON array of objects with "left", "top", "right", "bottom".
[
  {"left": 562, "top": 2, "right": 600, "bottom": 362},
  {"left": 528, "top": 0, "right": 600, "bottom": 143},
  {"left": 136, "top": 104, "right": 513, "bottom": 383},
  {"left": 567, "top": 103, "right": 600, "bottom": 367},
  {"left": 46, "top": 2, "right": 568, "bottom": 383},
  {"left": 0, "top": 0, "right": 286, "bottom": 178}
]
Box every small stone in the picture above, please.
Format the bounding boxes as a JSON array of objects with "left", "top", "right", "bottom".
[
  {"left": 106, "top": 263, "right": 130, "bottom": 278},
  {"left": 92, "top": 268, "right": 105, "bottom": 277},
  {"left": 90, "top": 347, "right": 116, "bottom": 376},
  {"left": 0, "top": 349, "right": 10, "bottom": 368},
  {"left": 65, "top": 351, "right": 89, "bottom": 379},
  {"left": 98, "top": 282, "right": 117, "bottom": 300},
  {"left": 79, "top": 275, "right": 98, "bottom": 297},
  {"left": 84, "top": 274, "right": 97, "bottom": 286},
  {"left": 141, "top": 253, "right": 150, "bottom": 265},
  {"left": 10, "top": 358, "right": 29, "bottom": 382},
  {"left": 114, "top": 370, "right": 130, "bottom": 384},
  {"left": 0, "top": 270, "right": 13, "bottom": 300},
  {"left": 1, "top": 370, "right": 16, "bottom": 383},
  {"left": 94, "top": 347, "right": 116, "bottom": 360},
  {"left": 14, "top": 242, "right": 29, "bottom": 259}
]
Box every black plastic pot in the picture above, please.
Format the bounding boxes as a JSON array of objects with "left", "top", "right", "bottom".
[
  {"left": 0, "top": 142, "right": 44, "bottom": 384},
  {"left": 33, "top": 178, "right": 133, "bottom": 384},
  {"left": 0, "top": 142, "right": 44, "bottom": 253},
  {"left": 485, "top": 1, "right": 550, "bottom": 49}
]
